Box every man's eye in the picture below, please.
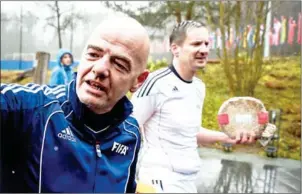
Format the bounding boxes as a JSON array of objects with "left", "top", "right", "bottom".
[
  {"left": 115, "top": 63, "right": 127, "bottom": 71},
  {"left": 193, "top": 42, "right": 209, "bottom": 46},
  {"left": 113, "top": 59, "right": 128, "bottom": 72},
  {"left": 193, "top": 42, "right": 201, "bottom": 46},
  {"left": 86, "top": 53, "right": 99, "bottom": 58}
]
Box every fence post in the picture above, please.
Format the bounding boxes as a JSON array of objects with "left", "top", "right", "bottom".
[{"left": 33, "top": 51, "right": 50, "bottom": 85}]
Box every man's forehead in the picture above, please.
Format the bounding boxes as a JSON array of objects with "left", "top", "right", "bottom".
[
  {"left": 87, "top": 31, "right": 139, "bottom": 54},
  {"left": 89, "top": 26, "right": 140, "bottom": 46},
  {"left": 84, "top": 17, "right": 150, "bottom": 67},
  {"left": 186, "top": 27, "right": 209, "bottom": 40},
  {"left": 85, "top": 32, "right": 145, "bottom": 66},
  {"left": 91, "top": 18, "right": 147, "bottom": 40}
]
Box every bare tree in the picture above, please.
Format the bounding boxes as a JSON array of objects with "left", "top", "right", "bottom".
[
  {"left": 212, "top": 1, "right": 268, "bottom": 96},
  {"left": 1, "top": 10, "right": 38, "bottom": 59},
  {"left": 42, "top": 1, "right": 86, "bottom": 49},
  {"left": 103, "top": 1, "right": 212, "bottom": 39}
]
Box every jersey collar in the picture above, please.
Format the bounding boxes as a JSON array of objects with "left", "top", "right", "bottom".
[{"left": 169, "top": 64, "right": 193, "bottom": 84}]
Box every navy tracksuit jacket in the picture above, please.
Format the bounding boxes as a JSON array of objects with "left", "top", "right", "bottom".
[{"left": 0, "top": 77, "right": 141, "bottom": 193}]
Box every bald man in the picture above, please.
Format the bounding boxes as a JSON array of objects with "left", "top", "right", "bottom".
[{"left": 0, "top": 16, "right": 150, "bottom": 193}]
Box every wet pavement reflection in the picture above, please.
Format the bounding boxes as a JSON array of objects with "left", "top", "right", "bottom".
[{"left": 196, "top": 158, "right": 301, "bottom": 193}]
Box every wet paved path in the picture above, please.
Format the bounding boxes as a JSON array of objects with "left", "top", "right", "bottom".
[{"left": 196, "top": 148, "right": 301, "bottom": 193}]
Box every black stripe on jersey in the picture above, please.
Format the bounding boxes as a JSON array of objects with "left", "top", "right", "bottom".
[
  {"left": 145, "top": 70, "right": 172, "bottom": 96},
  {"left": 137, "top": 68, "right": 170, "bottom": 98},
  {"left": 159, "top": 180, "right": 164, "bottom": 191}
]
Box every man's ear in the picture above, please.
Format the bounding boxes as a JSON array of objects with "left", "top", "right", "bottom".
[
  {"left": 130, "top": 70, "right": 149, "bottom": 93},
  {"left": 170, "top": 43, "right": 180, "bottom": 58}
]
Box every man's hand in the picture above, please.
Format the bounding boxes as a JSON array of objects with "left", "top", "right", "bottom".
[
  {"left": 222, "top": 130, "right": 257, "bottom": 145},
  {"left": 198, "top": 127, "right": 254, "bottom": 145},
  {"left": 197, "top": 127, "right": 258, "bottom": 146}
]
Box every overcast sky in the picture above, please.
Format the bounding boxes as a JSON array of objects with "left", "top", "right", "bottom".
[
  {"left": 1, "top": 1, "right": 115, "bottom": 47},
  {"left": 1, "top": 1, "right": 150, "bottom": 44},
  {"left": 1, "top": 1, "right": 106, "bottom": 15},
  {"left": 1, "top": 1, "right": 149, "bottom": 15},
  {"left": 1, "top": 1, "right": 160, "bottom": 59}
]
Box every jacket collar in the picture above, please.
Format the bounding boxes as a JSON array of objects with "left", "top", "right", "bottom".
[{"left": 68, "top": 74, "right": 133, "bottom": 141}]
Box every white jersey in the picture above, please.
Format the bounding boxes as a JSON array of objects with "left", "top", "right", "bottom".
[{"left": 131, "top": 65, "right": 205, "bottom": 174}]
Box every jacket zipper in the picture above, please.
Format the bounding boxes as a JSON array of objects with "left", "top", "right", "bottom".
[
  {"left": 91, "top": 121, "right": 124, "bottom": 192},
  {"left": 92, "top": 141, "right": 102, "bottom": 192},
  {"left": 95, "top": 141, "right": 102, "bottom": 158}
]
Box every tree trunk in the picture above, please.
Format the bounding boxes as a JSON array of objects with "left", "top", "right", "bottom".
[
  {"left": 19, "top": 5, "right": 23, "bottom": 70},
  {"left": 219, "top": 2, "right": 235, "bottom": 95},
  {"left": 33, "top": 51, "right": 50, "bottom": 85},
  {"left": 249, "top": 2, "right": 266, "bottom": 96},
  {"left": 185, "top": 1, "right": 195, "bottom": 20},
  {"left": 167, "top": 1, "right": 182, "bottom": 23},
  {"left": 55, "top": 1, "right": 62, "bottom": 48},
  {"left": 70, "top": 4, "right": 74, "bottom": 52},
  {"left": 234, "top": 2, "right": 242, "bottom": 95}
]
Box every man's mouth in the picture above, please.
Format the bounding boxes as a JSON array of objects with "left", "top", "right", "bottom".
[
  {"left": 195, "top": 56, "right": 207, "bottom": 60},
  {"left": 86, "top": 80, "right": 107, "bottom": 92}
]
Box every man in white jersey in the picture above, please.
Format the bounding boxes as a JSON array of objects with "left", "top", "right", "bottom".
[{"left": 131, "top": 21, "right": 257, "bottom": 193}]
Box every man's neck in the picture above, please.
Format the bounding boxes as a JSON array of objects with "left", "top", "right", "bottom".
[{"left": 173, "top": 58, "right": 195, "bottom": 82}]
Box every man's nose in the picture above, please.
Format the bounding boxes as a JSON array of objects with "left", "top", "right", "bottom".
[
  {"left": 198, "top": 44, "right": 209, "bottom": 56},
  {"left": 92, "top": 55, "right": 110, "bottom": 78}
]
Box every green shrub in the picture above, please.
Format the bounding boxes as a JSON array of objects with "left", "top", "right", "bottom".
[{"left": 147, "top": 57, "right": 169, "bottom": 72}]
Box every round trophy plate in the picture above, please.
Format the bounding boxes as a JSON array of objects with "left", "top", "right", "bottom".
[{"left": 217, "top": 97, "right": 269, "bottom": 138}]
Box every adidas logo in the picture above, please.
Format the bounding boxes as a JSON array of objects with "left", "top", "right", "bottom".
[
  {"left": 58, "top": 127, "right": 76, "bottom": 142},
  {"left": 172, "top": 86, "right": 178, "bottom": 92}
]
